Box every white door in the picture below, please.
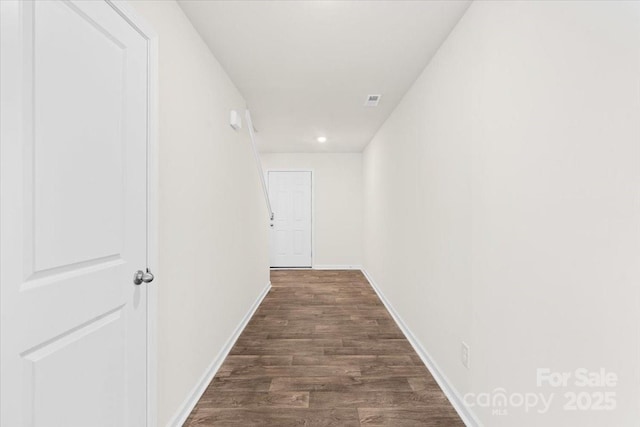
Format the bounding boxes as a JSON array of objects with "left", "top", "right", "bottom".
[
  {"left": 269, "top": 171, "right": 312, "bottom": 267},
  {"left": 1, "top": 1, "right": 150, "bottom": 426}
]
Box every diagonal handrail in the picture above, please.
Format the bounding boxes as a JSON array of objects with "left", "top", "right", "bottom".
[{"left": 245, "top": 110, "right": 274, "bottom": 221}]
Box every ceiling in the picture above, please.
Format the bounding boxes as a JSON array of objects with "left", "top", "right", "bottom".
[{"left": 178, "top": 0, "right": 472, "bottom": 153}]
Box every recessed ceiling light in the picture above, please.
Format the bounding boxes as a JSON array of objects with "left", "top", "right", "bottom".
[{"left": 317, "top": 136, "right": 327, "bottom": 143}]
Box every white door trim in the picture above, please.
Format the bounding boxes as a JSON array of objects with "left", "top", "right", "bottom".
[
  {"left": 102, "top": 2, "right": 159, "bottom": 425},
  {"left": 266, "top": 169, "right": 315, "bottom": 268}
]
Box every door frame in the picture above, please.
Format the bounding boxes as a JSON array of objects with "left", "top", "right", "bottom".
[
  {"left": 0, "top": 1, "right": 158, "bottom": 425},
  {"left": 266, "top": 169, "right": 315, "bottom": 268},
  {"left": 106, "top": 2, "right": 159, "bottom": 425}
]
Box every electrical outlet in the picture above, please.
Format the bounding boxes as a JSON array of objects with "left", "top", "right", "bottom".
[{"left": 461, "top": 342, "right": 470, "bottom": 369}]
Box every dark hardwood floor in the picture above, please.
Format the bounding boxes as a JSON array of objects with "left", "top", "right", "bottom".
[{"left": 184, "top": 270, "right": 464, "bottom": 426}]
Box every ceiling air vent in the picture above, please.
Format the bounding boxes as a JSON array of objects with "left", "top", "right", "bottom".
[{"left": 364, "top": 94, "right": 381, "bottom": 107}]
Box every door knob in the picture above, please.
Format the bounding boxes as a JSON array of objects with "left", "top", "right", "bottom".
[{"left": 133, "top": 269, "right": 154, "bottom": 285}]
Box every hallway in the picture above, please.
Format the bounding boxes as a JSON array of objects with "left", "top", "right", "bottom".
[
  {"left": 184, "top": 270, "right": 463, "bottom": 426},
  {"left": 2, "top": 1, "right": 638, "bottom": 425}
]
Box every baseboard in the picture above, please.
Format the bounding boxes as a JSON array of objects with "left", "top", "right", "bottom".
[
  {"left": 313, "top": 264, "right": 362, "bottom": 270},
  {"left": 269, "top": 265, "right": 362, "bottom": 271},
  {"left": 166, "top": 281, "right": 272, "bottom": 427},
  {"left": 360, "top": 269, "right": 482, "bottom": 427}
]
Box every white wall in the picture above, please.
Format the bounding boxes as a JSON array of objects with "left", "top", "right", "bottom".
[
  {"left": 128, "top": 2, "right": 270, "bottom": 425},
  {"left": 261, "top": 153, "right": 363, "bottom": 268},
  {"left": 363, "top": 1, "right": 640, "bottom": 426}
]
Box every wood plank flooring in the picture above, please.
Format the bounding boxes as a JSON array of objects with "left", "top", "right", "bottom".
[{"left": 184, "top": 270, "right": 464, "bottom": 426}]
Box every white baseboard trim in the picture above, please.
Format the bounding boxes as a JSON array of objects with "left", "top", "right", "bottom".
[
  {"left": 360, "top": 269, "right": 482, "bottom": 427},
  {"left": 313, "top": 264, "right": 362, "bottom": 270},
  {"left": 167, "top": 281, "right": 272, "bottom": 427}
]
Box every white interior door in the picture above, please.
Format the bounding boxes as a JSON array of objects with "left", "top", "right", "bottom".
[
  {"left": 269, "top": 171, "right": 312, "bottom": 267},
  {"left": 1, "top": 1, "right": 150, "bottom": 426}
]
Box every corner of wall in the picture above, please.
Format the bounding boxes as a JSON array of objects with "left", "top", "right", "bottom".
[
  {"left": 360, "top": 268, "right": 481, "bottom": 427},
  {"left": 166, "top": 281, "right": 272, "bottom": 427}
]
